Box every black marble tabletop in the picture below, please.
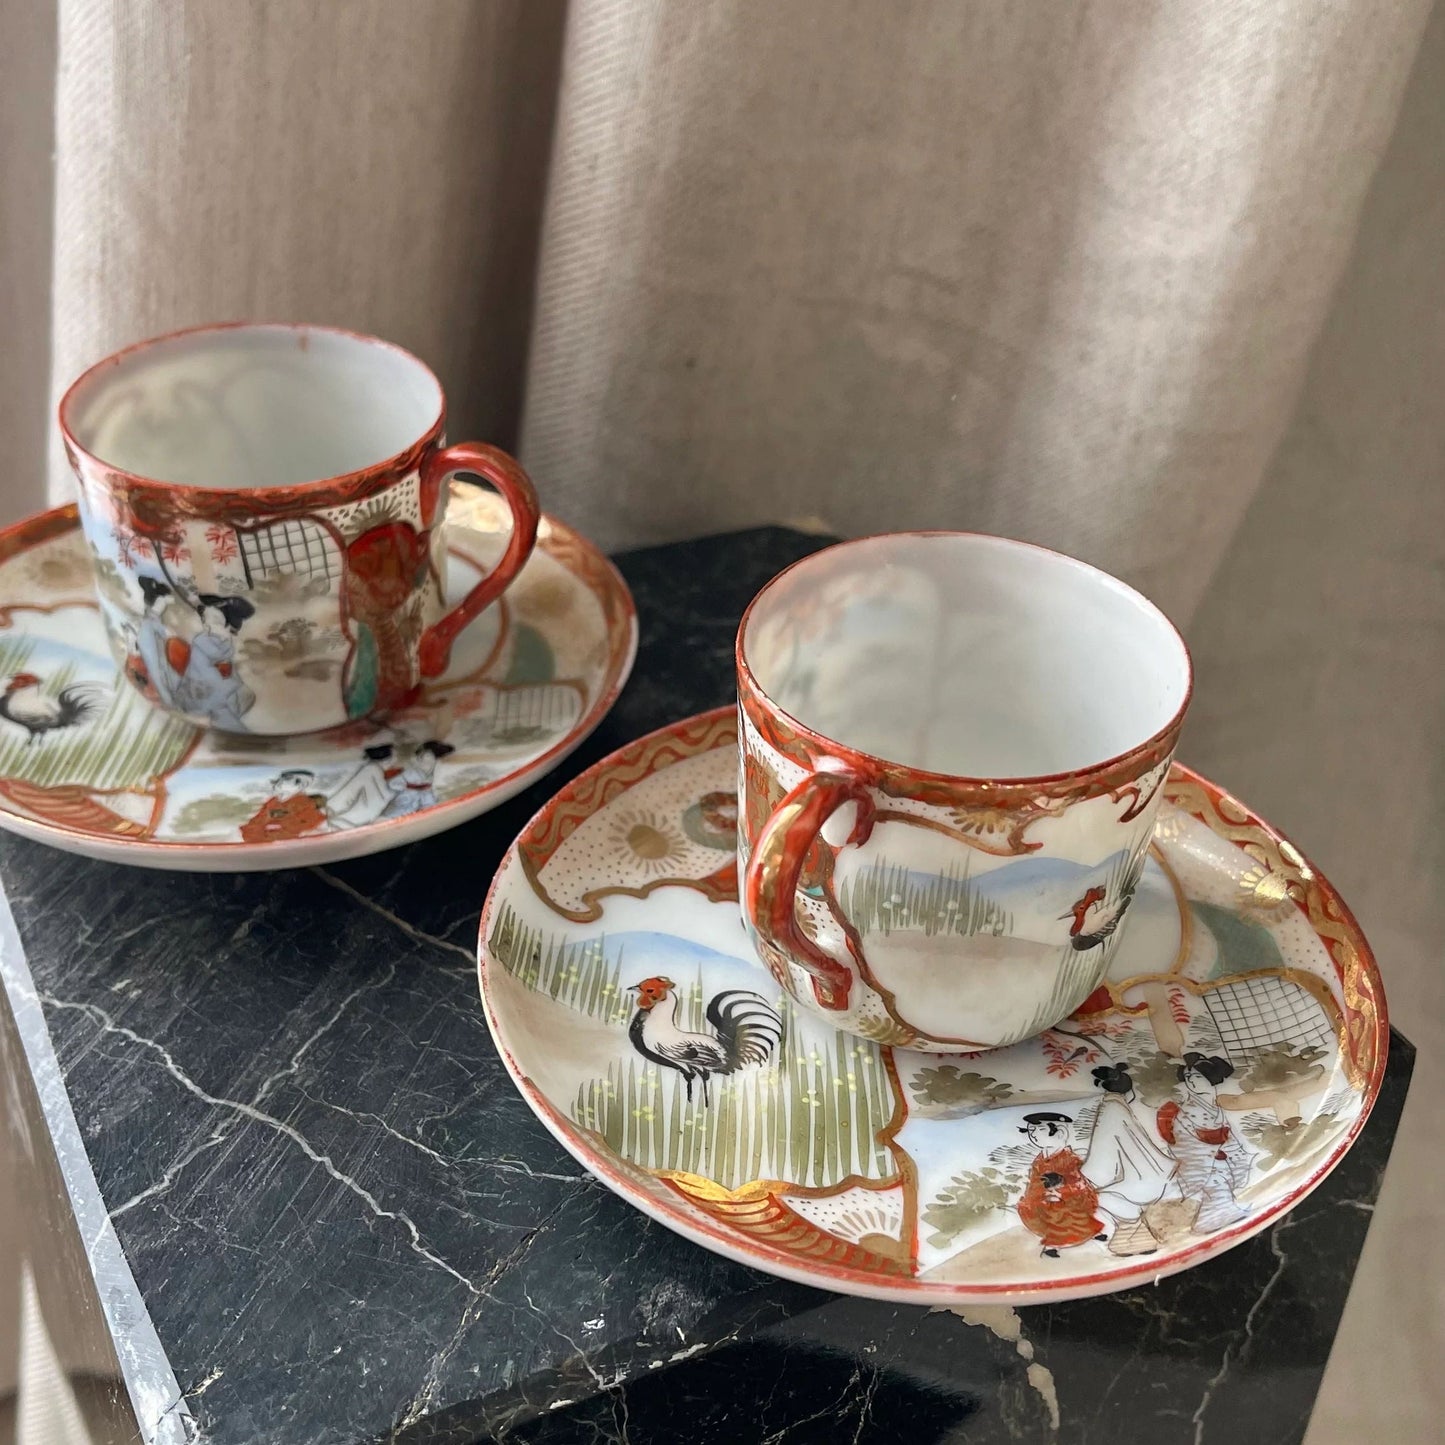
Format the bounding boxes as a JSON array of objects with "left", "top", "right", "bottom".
[{"left": 0, "top": 528, "right": 1412, "bottom": 1445}]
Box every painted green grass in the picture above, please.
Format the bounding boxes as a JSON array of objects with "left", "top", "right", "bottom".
[
  {"left": 0, "top": 635, "right": 194, "bottom": 791},
  {"left": 1006, "top": 841, "right": 1151, "bottom": 1043},
  {"left": 574, "top": 993, "right": 896, "bottom": 1191},
  {"left": 837, "top": 857, "right": 1014, "bottom": 939},
  {"left": 1007, "top": 943, "right": 1108, "bottom": 1044},
  {"left": 490, "top": 904, "right": 635, "bottom": 1027},
  {"left": 1108, "top": 839, "right": 1149, "bottom": 910},
  {"left": 489, "top": 903, "right": 897, "bottom": 1191}
]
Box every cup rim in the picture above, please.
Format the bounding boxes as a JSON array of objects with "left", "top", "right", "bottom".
[
  {"left": 735, "top": 529, "right": 1194, "bottom": 790},
  {"left": 57, "top": 320, "right": 447, "bottom": 500}
]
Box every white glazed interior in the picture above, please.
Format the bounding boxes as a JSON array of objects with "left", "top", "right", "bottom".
[
  {"left": 62, "top": 325, "right": 443, "bottom": 488},
  {"left": 742, "top": 533, "right": 1190, "bottom": 778}
]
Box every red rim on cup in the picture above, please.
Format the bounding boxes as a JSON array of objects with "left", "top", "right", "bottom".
[{"left": 59, "top": 322, "right": 540, "bottom": 735}]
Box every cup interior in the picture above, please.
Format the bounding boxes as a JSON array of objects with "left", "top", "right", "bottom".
[
  {"left": 741, "top": 533, "right": 1190, "bottom": 779},
  {"left": 62, "top": 325, "right": 443, "bottom": 489}
]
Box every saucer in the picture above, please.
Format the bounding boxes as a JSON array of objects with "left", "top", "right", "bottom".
[
  {"left": 477, "top": 707, "right": 1386, "bottom": 1305},
  {"left": 0, "top": 487, "right": 636, "bottom": 870}
]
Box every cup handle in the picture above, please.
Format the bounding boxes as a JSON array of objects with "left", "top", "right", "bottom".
[
  {"left": 417, "top": 442, "right": 541, "bottom": 678},
  {"left": 742, "top": 767, "right": 875, "bottom": 1010}
]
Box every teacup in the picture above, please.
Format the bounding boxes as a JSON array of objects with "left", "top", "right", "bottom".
[
  {"left": 737, "top": 532, "right": 1192, "bottom": 1051},
  {"left": 58, "top": 322, "right": 539, "bottom": 735}
]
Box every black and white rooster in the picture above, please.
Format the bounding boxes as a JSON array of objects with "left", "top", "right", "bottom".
[
  {"left": 0, "top": 672, "right": 106, "bottom": 745},
  {"left": 628, "top": 976, "right": 783, "bottom": 1105}
]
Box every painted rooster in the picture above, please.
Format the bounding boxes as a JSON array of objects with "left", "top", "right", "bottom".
[
  {"left": 1062, "top": 885, "right": 1132, "bottom": 951},
  {"left": 628, "top": 976, "right": 783, "bottom": 1105},
  {"left": 0, "top": 673, "right": 105, "bottom": 745}
]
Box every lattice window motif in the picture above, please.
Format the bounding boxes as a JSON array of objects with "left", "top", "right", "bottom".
[
  {"left": 1202, "top": 975, "right": 1334, "bottom": 1063},
  {"left": 238, "top": 520, "right": 339, "bottom": 587},
  {"left": 493, "top": 684, "right": 582, "bottom": 737}
]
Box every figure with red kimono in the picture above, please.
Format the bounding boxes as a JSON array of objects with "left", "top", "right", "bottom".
[
  {"left": 378, "top": 740, "right": 454, "bottom": 819},
  {"left": 1016, "top": 1112, "right": 1108, "bottom": 1257},
  {"left": 239, "top": 769, "right": 329, "bottom": 845},
  {"left": 171, "top": 594, "right": 256, "bottom": 732},
  {"left": 133, "top": 578, "right": 256, "bottom": 730},
  {"left": 136, "top": 577, "right": 181, "bottom": 709}
]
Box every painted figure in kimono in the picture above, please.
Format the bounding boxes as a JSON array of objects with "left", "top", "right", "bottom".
[
  {"left": 1082, "top": 1064, "right": 1179, "bottom": 1256},
  {"left": 239, "top": 769, "right": 329, "bottom": 845},
  {"left": 326, "top": 743, "right": 402, "bottom": 829},
  {"left": 1016, "top": 1112, "right": 1107, "bottom": 1257},
  {"left": 379, "top": 740, "right": 455, "bottom": 819},
  {"left": 171, "top": 594, "right": 256, "bottom": 731},
  {"left": 135, "top": 577, "right": 181, "bottom": 709},
  {"left": 1157, "top": 1053, "right": 1253, "bottom": 1232},
  {"left": 119, "top": 622, "right": 160, "bottom": 705}
]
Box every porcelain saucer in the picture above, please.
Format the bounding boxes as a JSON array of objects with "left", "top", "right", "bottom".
[
  {"left": 0, "top": 486, "right": 636, "bottom": 870},
  {"left": 477, "top": 707, "right": 1386, "bottom": 1306}
]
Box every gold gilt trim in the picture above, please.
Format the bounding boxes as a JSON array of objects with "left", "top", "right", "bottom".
[
  {"left": 534, "top": 518, "right": 637, "bottom": 665},
  {"left": 519, "top": 862, "right": 738, "bottom": 927},
  {"left": 1157, "top": 842, "right": 1194, "bottom": 975},
  {"left": 558, "top": 1113, "right": 906, "bottom": 1205},
  {"left": 870, "top": 802, "right": 1070, "bottom": 860},
  {"left": 0, "top": 502, "right": 82, "bottom": 566},
  {"left": 655, "top": 1167, "right": 902, "bottom": 1204},
  {"left": 1162, "top": 766, "right": 1384, "bottom": 1090},
  {"left": 664, "top": 1175, "right": 913, "bottom": 1278}
]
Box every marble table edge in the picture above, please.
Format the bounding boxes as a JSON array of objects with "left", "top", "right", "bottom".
[{"left": 0, "top": 878, "right": 191, "bottom": 1444}]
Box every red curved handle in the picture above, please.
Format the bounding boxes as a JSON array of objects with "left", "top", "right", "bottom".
[
  {"left": 418, "top": 442, "right": 540, "bottom": 678},
  {"left": 742, "top": 768, "right": 875, "bottom": 1011}
]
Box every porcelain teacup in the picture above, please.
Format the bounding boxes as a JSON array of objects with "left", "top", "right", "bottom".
[
  {"left": 737, "top": 532, "right": 1192, "bottom": 1051},
  {"left": 59, "top": 322, "right": 539, "bottom": 735}
]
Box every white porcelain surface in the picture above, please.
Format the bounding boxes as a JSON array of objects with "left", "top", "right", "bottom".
[
  {"left": 478, "top": 709, "right": 1384, "bottom": 1307},
  {"left": 737, "top": 532, "right": 1193, "bottom": 1050},
  {"left": 741, "top": 533, "right": 1190, "bottom": 777},
  {"left": 64, "top": 325, "right": 442, "bottom": 489}
]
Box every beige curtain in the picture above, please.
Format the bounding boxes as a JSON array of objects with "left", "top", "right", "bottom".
[
  {"left": 2, "top": 2, "right": 1443, "bottom": 1440},
  {"left": 15, "top": 0, "right": 1426, "bottom": 615},
  {"left": 524, "top": 0, "right": 1427, "bottom": 616}
]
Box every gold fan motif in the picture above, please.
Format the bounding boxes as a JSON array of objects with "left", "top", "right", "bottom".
[{"left": 1236, "top": 861, "right": 1299, "bottom": 922}]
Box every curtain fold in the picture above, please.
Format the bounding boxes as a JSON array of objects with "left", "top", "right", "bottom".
[
  {"left": 0, "top": 0, "right": 56, "bottom": 539},
  {"left": 521, "top": 0, "right": 1430, "bottom": 617},
  {"left": 44, "top": 0, "right": 566, "bottom": 497},
  {"left": 33, "top": 0, "right": 1431, "bottom": 623}
]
